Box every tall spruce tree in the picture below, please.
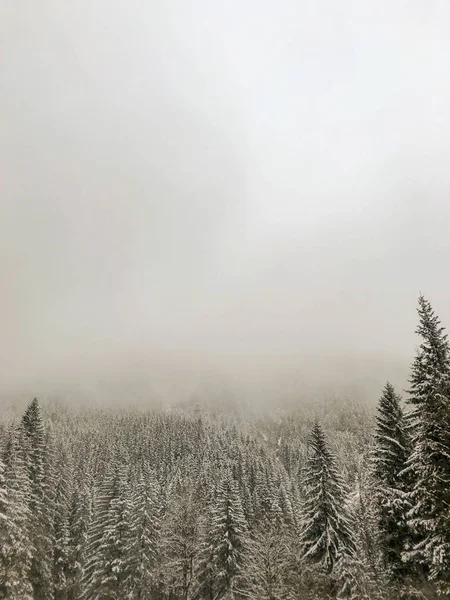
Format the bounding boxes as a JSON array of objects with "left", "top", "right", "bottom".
[
  {"left": 405, "top": 296, "right": 450, "bottom": 594},
  {"left": 371, "top": 382, "right": 411, "bottom": 581},
  {"left": 66, "top": 483, "right": 91, "bottom": 600},
  {"left": 20, "top": 398, "right": 54, "bottom": 600},
  {"left": 0, "top": 456, "right": 29, "bottom": 599},
  {"left": 53, "top": 457, "right": 72, "bottom": 600},
  {"left": 160, "top": 482, "right": 199, "bottom": 600},
  {"left": 195, "top": 471, "right": 249, "bottom": 600},
  {"left": 0, "top": 427, "right": 34, "bottom": 599},
  {"left": 299, "top": 423, "right": 356, "bottom": 576},
  {"left": 82, "top": 461, "right": 134, "bottom": 600},
  {"left": 128, "top": 467, "right": 162, "bottom": 599}
]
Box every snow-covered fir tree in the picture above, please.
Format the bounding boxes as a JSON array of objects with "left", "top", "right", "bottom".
[
  {"left": 195, "top": 470, "right": 249, "bottom": 600},
  {"left": 82, "top": 460, "right": 134, "bottom": 600},
  {"left": 371, "top": 382, "right": 411, "bottom": 581},
  {"left": 52, "top": 452, "right": 72, "bottom": 600},
  {"left": 160, "top": 480, "right": 199, "bottom": 600},
  {"left": 299, "top": 423, "right": 357, "bottom": 592},
  {"left": 405, "top": 296, "right": 450, "bottom": 594},
  {"left": 66, "top": 483, "right": 91, "bottom": 600},
  {"left": 0, "top": 455, "right": 30, "bottom": 599},
  {"left": 20, "top": 398, "right": 54, "bottom": 600},
  {"left": 0, "top": 426, "right": 33, "bottom": 599},
  {"left": 128, "top": 465, "right": 162, "bottom": 599}
]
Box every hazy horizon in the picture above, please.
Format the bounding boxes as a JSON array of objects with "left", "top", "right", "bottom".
[{"left": 2, "top": 1, "right": 450, "bottom": 406}]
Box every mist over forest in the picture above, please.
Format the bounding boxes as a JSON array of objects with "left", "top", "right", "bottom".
[{"left": 2, "top": 1, "right": 450, "bottom": 407}]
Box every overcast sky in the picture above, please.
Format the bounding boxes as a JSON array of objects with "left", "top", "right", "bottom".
[{"left": 1, "top": 1, "right": 450, "bottom": 403}]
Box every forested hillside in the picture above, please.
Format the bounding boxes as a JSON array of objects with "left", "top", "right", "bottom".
[{"left": 0, "top": 296, "right": 449, "bottom": 599}]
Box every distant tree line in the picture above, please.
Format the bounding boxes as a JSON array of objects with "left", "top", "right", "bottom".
[{"left": 0, "top": 295, "right": 449, "bottom": 599}]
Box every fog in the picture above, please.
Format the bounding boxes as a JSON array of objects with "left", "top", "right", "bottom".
[{"left": 1, "top": 1, "right": 450, "bottom": 406}]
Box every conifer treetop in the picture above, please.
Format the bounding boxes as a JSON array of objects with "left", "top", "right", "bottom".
[{"left": 409, "top": 295, "right": 450, "bottom": 404}]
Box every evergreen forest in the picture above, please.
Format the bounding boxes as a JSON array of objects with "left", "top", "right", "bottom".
[{"left": 0, "top": 295, "right": 449, "bottom": 599}]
